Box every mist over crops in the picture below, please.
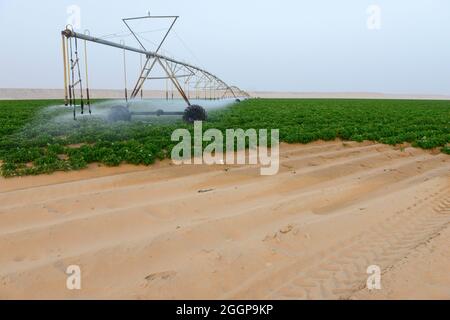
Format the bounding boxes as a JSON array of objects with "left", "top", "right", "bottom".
[
  {"left": 0, "top": 98, "right": 240, "bottom": 176},
  {"left": 49, "top": 98, "right": 237, "bottom": 123},
  {"left": 17, "top": 98, "right": 238, "bottom": 143}
]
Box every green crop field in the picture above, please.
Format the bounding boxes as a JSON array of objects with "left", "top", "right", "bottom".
[{"left": 0, "top": 99, "right": 449, "bottom": 177}]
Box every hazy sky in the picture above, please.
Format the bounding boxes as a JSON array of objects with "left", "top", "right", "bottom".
[{"left": 0, "top": 0, "right": 449, "bottom": 94}]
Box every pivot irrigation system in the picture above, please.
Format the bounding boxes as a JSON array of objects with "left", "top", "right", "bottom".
[{"left": 61, "top": 14, "right": 250, "bottom": 122}]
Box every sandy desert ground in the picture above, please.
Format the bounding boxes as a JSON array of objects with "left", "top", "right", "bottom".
[
  {"left": 2, "top": 88, "right": 450, "bottom": 100},
  {"left": 0, "top": 141, "right": 449, "bottom": 300}
]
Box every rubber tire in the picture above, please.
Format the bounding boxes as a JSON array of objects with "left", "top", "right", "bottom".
[
  {"left": 183, "top": 105, "right": 207, "bottom": 123},
  {"left": 108, "top": 105, "right": 131, "bottom": 122}
]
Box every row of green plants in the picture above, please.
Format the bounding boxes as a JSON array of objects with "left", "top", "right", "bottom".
[
  {"left": 0, "top": 100, "right": 59, "bottom": 137},
  {"left": 0, "top": 99, "right": 448, "bottom": 177}
]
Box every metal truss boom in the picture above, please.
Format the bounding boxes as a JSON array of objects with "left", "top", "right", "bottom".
[{"left": 61, "top": 28, "right": 249, "bottom": 103}]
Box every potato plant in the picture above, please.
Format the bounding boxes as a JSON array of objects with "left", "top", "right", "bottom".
[{"left": 0, "top": 99, "right": 448, "bottom": 177}]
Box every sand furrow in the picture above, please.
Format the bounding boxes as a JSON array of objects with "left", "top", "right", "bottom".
[
  {"left": 0, "top": 147, "right": 435, "bottom": 259},
  {"left": 0, "top": 142, "right": 448, "bottom": 299},
  {"left": 0, "top": 141, "right": 381, "bottom": 209},
  {"left": 0, "top": 145, "right": 423, "bottom": 235}
]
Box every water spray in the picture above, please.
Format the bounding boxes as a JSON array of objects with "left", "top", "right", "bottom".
[{"left": 61, "top": 14, "right": 250, "bottom": 122}]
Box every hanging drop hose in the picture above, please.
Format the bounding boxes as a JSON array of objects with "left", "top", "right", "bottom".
[
  {"left": 121, "top": 40, "right": 128, "bottom": 102},
  {"left": 166, "top": 78, "right": 168, "bottom": 100},
  {"left": 61, "top": 34, "right": 69, "bottom": 106},
  {"left": 68, "top": 37, "right": 76, "bottom": 119},
  {"left": 84, "top": 30, "right": 91, "bottom": 114},
  {"left": 74, "top": 37, "right": 85, "bottom": 114},
  {"left": 186, "top": 79, "right": 190, "bottom": 100},
  {"left": 140, "top": 54, "right": 143, "bottom": 99},
  {"left": 66, "top": 37, "right": 72, "bottom": 107}
]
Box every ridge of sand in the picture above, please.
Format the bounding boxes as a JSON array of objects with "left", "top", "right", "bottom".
[
  {"left": 0, "top": 141, "right": 449, "bottom": 299},
  {"left": 1, "top": 88, "right": 450, "bottom": 100}
]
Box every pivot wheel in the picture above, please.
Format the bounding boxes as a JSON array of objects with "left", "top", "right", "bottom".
[
  {"left": 108, "top": 105, "right": 131, "bottom": 122},
  {"left": 183, "top": 104, "right": 207, "bottom": 123}
]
